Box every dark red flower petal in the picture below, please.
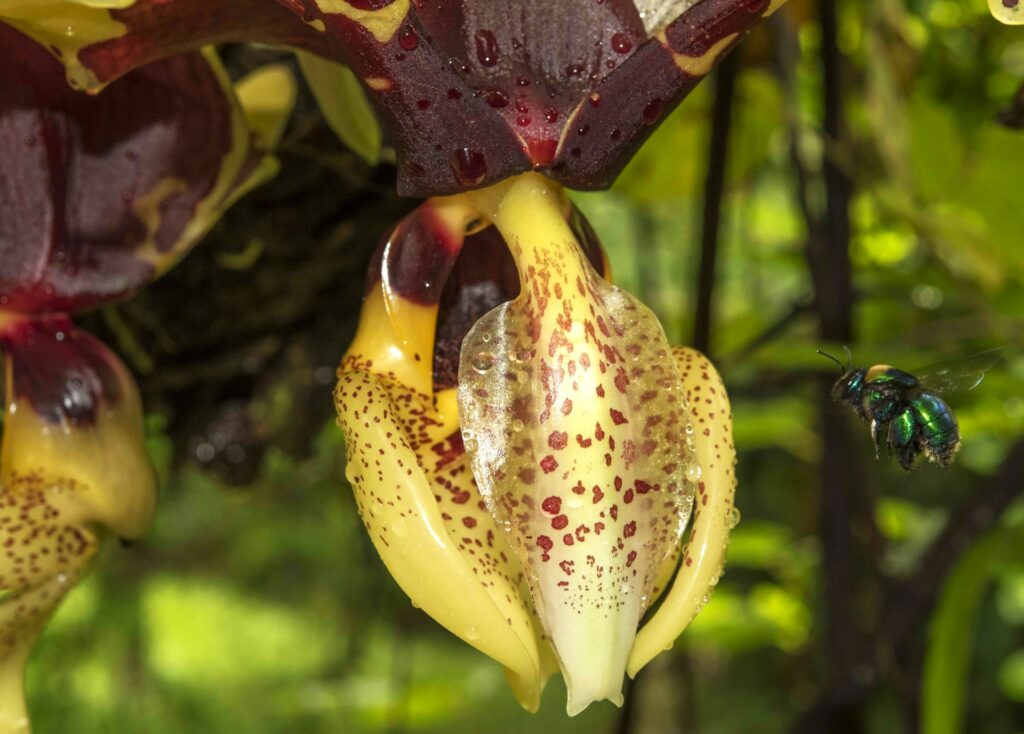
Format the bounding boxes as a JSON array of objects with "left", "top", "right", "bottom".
[
  {"left": 0, "top": 315, "right": 124, "bottom": 426},
  {"left": 0, "top": 22, "right": 269, "bottom": 313}
]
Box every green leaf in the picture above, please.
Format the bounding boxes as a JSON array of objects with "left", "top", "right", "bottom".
[
  {"left": 297, "top": 51, "right": 382, "bottom": 166},
  {"left": 922, "top": 532, "right": 998, "bottom": 734},
  {"left": 922, "top": 526, "right": 1024, "bottom": 734}
]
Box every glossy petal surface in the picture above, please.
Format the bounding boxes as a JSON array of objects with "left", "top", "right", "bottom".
[
  {"left": 3, "top": 0, "right": 788, "bottom": 196},
  {"left": 336, "top": 203, "right": 552, "bottom": 711},
  {"left": 0, "top": 313, "right": 155, "bottom": 727},
  {"left": 0, "top": 21, "right": 281, "bottom": 313},
  {"left": 458, "top": 174, "right": 699, "bottom": 713}
]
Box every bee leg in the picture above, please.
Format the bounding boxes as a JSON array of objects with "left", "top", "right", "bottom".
[
  {"left": 871, "top": 419, "right": 886, "bottom": 461},
  {"left": 887, "top": 409, "right": 917, "bottom": 472}
]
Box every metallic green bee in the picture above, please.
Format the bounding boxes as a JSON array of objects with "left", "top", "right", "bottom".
[{"left": 818, "top": 347, "right": 1002, "bottom": 470}]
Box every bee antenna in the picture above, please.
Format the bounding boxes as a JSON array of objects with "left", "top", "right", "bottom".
[
  {"left": 842, "top": 345, "right": 852, "bottom": 371},
  {"left": 816, "top": 349, "right": 846, "bottom": 371}
]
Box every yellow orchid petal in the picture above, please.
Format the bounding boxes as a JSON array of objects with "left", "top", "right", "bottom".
[
  {"left": 337, "top": 211, "right": 552, "bottom": 709},
  {"left": 988, "top": 0, "right": 1024, "bottom": 24},
  {"left": 459, "top": 173, "right": 700, "bottom": 715},
  {"left": 628, "top": 346, "right": 737, "bottom": 676},
  {"left": 1, "top": 314, "right": 155, "bottom": 729},
  {"left": 335, "top": 368, "right": 544, "bottom": 706}
]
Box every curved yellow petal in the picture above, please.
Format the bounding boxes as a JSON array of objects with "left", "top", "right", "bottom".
[
  {"left": 338, "top": 243, "right": 549, "bottom": 708},
  {"left": 627, "top": 346, "right": 736, "bottom": 677},
  {"left": 335, "top": 369, "right": 542, "bottom": 703},
  {"left": 1, "top": 315, "right": 152, "bottom": 731}
]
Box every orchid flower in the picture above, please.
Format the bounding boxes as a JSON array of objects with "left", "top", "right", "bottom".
[
  {"left": 1, "top": 0, "right": 790, "bottom": 720},
  {"left": 0, "top": 21, "right": 294, "bottom": 730},
  {"left": 336, "top": 173, "right": 738, "bottom": 713}
]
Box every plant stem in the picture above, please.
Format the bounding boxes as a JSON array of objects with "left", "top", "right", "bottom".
[{"left": 693, "top": 51, "right": 740, "bottom": 357}]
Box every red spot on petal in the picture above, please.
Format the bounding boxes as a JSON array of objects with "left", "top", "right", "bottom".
[
  {"left": 610, "top": 409, "right": 628, "bottom": 425},
  {"left": 623, "top": 520, "right": 637, "bottom": 538},
  {"left": 552, "top": 514, "right": 569, "bottom": 530},
  {"left": 540, "top": 455, "right": 558, "bottom": 473},
  {"left": 548, "top": 431, "right": 568, "bottom": 450},
  {"left": 542, "top": 496, "right": 562, "bottom": 514},
  {"left": 463, "top": 516, "right": 478, "bottom": 528}
]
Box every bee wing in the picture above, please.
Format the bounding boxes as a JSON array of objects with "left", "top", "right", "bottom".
[{"left": 915, "top": 347, "right": 1007, "bottom": 394}]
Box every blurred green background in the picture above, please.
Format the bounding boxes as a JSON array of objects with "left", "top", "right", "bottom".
[{"left": 23, "top": 0, "right": 1024, "bottom": 732}]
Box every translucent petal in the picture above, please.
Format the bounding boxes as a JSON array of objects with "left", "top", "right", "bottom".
[{"left": 459, "top": 174, "right": 699, "bottom": 714}]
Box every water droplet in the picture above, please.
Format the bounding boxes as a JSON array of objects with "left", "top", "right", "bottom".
[
  {"left": 643, "top": 98, "right": 663, "bottom": 124},
  {"left": 485, "top": 90, "right": 509, "bottom": 108},
  {"left": 685, "top": 424, "right": 694, "bottom": 435},
  {"left": 398, "top": 25, "right": 419, "bottom": 51},
  {"left": 611, "top": 32, "right": 632, "bottom": 54},
  {"left": 391, "top": 522, "right": 406, "bottom": 538},
  {"left": 511, "top": 419, "right": 524, "bottom": 432},
  {"left": 464, "top": 437, "right": 479, "bottom": 453},
  {"left": 544, "top": 107, "right": 559, "bottom": 123},
  {"left": 685, "top": 463, "right": 702, "bottom": 482},
  {"left": 588, "top": 92, "right": 601, "bottom": 107},
  {"left": 728, "top": 507, "right": 741, "bottom": 529},
  {"left": 64, "top": 25, "right": 74, "bottom": 37},
  {"left": 475, "top": 29, "right": 499, "bottom": 67},
  {"left": 464, "top": 625, "right": 481, "bottom": 640},
  {"left": 516, "top": 114, "right": 532, "bottom": 126},
  {"left": 450, "top": 148, "right": 488, "bottom": 186},
  {"left": 515, "top": 371, "right": 528, "bottom": 384},
  {"left": 471, "top": 351, "right": 496, "bottom": 373},
  {"left": 516, "top": 76, "right": 531, "bottom": 87},
  {"left": 481, "top": 333, "right": 491, "bottom": 342}
]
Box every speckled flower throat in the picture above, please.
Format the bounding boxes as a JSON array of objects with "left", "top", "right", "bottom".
[{"left": 335, "top": 173, "right": 737, "bottom": 714}]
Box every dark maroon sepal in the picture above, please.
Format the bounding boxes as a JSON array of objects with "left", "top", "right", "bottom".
[
  {"left": 0, "top": 315, "right": 124, "bottom": 427},
  {"left": 0, "top": 22, "right": 251, "bottom": 314},
  {"left": 284, "top": 0, "right": 773, "bottom": 195}
]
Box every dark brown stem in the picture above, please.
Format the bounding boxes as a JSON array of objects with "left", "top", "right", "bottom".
[{"left": 693, "top": 50, "right": 740, "bottom": 357}]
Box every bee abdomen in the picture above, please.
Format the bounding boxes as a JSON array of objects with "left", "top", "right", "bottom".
[{"left": 911, "top": 392, "right": 960, "bottom": 466}]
